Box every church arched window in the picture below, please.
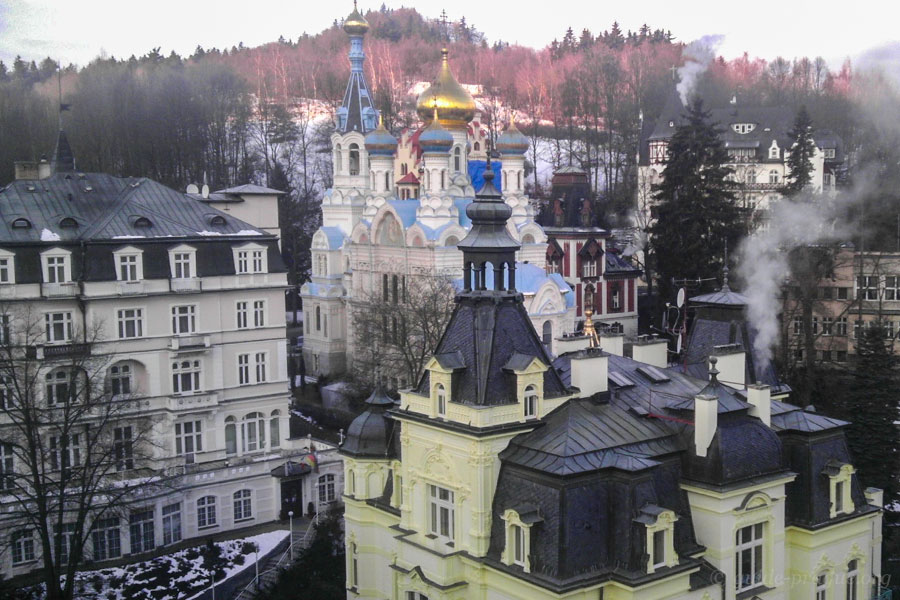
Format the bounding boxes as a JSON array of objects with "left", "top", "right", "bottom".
[
  {"left": 518, "top": 171, "right": 522, "bottom": 190},
  {"left": 315, "top": 306, "right": 321, "bottom": 331},
  {"left": 474, "top": 142, "right": 480, "bottom": 152},
  {"left": 385, "top": 171, "right": 390, "bottom": 192},
  {"left": 542, "top": 321, "right": 552, "bottom": 345},
  {"left": 454, "top": 147, "right": 461, "bottom": 172},
  {"left": 436, "top": 383, "right": 447, "bottom": 416},
  {"left": 349, "top": 144, "right": 360, "bottom": 176},
  {"left": 335, "top": 144, "right": 343, "bottom": 174},
  {"left": 524, "top": 385, "right": 538, "bottom": 418}
]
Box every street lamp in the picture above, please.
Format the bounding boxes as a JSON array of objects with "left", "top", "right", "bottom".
[
  {"left": 288, "top": 510, "right": 294, "bottom": 560},
  {"left": 254, "top": 543, "right": 260, "bottom": 590}
]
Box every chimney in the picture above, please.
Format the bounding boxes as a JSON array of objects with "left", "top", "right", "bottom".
[
  {"left": 632, "top": 335, "right": 668, "bottom": 368},
  {"left": 711, "top": 344, "right": 745, "bottom": 390},
  {"left": 570, "top": 347, "right": 608, "bottom": 397},
  {"left": 598, "top": 331, "right": 625, "bottom": 356},
  {"left": 553, "top": 333, "right": 591, "bottom": 356},
  {"left": 746, "top": 383, "right": 771, "bottom": 426},
  {"left": 694, "top": 393, "right": 718, "bottom": 457}
]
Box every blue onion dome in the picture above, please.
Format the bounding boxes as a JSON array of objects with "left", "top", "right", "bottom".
[
  {"left": 496, "top": 121, "right": 529, "bottom": 155},
  {"left": 341, "top": 383, "right": 396, "bottom": 458},
  {"left": 418, "top": 108, "right": 454, "bottom": 153},
  {"left": 365, "top": 118, "right": 398, "bottom": 155},
  {"left": 343, "top": 1, "right": 369, "bottom": 36}
]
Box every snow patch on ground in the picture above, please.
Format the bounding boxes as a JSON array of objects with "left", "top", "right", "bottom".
[
  {"left": 41, "top": 228, "right": 61, "bottom": 241},
  {"left": 21, "top": 530, "right": 289, "bottom": 600}
]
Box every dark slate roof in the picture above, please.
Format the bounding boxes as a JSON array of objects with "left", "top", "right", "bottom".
[
  {"left": 416, "top": 296, "right": 570, "bottom": 405},
  {"left": 689, "top": 282, "right": 748, "bottom": 306},
  {"left": 52, "top": 130, "right": 75, "bottom": 173},
  {"left": 605, "top": 250, "right": 641, "bottom": 277},
  {"left": 499, "top": 398, "right": 681, "bottom": 475},
  {"left": 340, "top": 69, "right": 376, "bottom": 134},
  {"left": 341, "top": 385, "right": 398, "bottom": 458},
  {"left": 0, "top": 173, "right": 269, "bottom": 242},
  {"left": 648, "top": 88, "right": 685, "bottom": 141},
  {"left": 769, "top": 400, "right": 848, "bottom": 432},
  {"left": 707, "top": 105, "right": 794, "bottom": 153},
  {"left": 667, "top": 375, "right": 752, "bottom": 414}
]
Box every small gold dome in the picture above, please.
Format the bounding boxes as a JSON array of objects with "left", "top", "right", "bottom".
[
  {"left": 343, "top": 1, "right": 369, "bottom": 35},
  {"left": 416, "top": 48, "right": 476, "bottom": 130}
]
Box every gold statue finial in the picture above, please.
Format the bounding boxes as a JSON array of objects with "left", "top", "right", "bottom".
[{"left": 583, "top": 309, "right": 600, "bottom": 347}]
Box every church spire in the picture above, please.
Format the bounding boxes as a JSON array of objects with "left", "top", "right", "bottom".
[
  {"left": 338, "top": 2, "right": 376, "bottom": 134},
  {"left": 457, "top": 149, "right": 520, "bottom": 293}
]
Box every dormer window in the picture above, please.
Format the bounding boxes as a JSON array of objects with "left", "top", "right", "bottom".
[
  {"left": 233, "top": 243, "right": 268, "bottom": 274},
  {"left": 583, "top": 259, "right": 597, "bottom": 277},
  {"left": 114, "top": 247, "right": 143, "bottom": 282},
  {"left": 41, "top": 249, "right": 72, "bottom": 284},
  {"left": 501, "top": 508, "right": 539, "bottom": 572},
  {"left": 825, "top": 461, "right": 855, "bottom": 518},
  {"left": 641, "top": 506, "right": 678, "bottom": 574},
  {"left": 732, "top": 123, "right": 756, "bottom": 134},
  {"left": 524, "top": 384, "right": 537, "bottom": 419},
  {"left": 769, "top": 142, "right": 780, "bottom": 159},
  {"left": 133, "top": 216, "right": 153, "bottom": 228},
  {"left": 209, "top": 215, "right": 227, "bottom": 227},
  {"left": 169, "top": 245, "right": 197, "bottom": 279},
  {"left": 59, "top": 217, "right": 78, "bottom": 229},
  {"left": 11, "top": 218, "right": 31, "bottom": 229},
  {"left": 823, "top": 148, "right": 836, "bottom": 159},
  {"left": 435, "top": 383, "right": 447, "bottom": 417}
]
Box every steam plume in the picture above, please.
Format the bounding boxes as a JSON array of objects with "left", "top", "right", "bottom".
[{"left": 677, "top": 35, "right": 725, "bottom": 105}]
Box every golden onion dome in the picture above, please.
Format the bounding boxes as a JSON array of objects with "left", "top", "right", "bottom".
[
  {"left": 343, "top": 1, "right": 369, "bottom": 36},
  {"left": 416, "top": 48, "right": 477, "bottom": 130}
]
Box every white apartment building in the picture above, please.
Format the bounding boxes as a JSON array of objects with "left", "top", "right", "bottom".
[{"left": 0, "top": 138, "right": 343, "bottom": 579}]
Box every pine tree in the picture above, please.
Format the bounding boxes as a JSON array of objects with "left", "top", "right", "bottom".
[
  {"left": 649, "top": 99, "right": 744, "bottom": 302},
  {"left": 844, "top": 322, "right": 900, "bottom": 501},
  {"left": 782, "top": 105, "right": 817, "bottom": 196}
]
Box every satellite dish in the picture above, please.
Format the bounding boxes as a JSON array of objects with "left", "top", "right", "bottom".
[
  {"left": 676, "top": 287, "right": 686, "bottom": 308},
  {"left": 675, "top": 333, "right": 682, "bottom": 354}
]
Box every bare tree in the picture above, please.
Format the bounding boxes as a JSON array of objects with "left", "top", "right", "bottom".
[
  {"left": 350, "top": 275, "right": 456, "bottom": 390},
  {"left": 0, "top": 304, "right": 168, "bottom": 600}
]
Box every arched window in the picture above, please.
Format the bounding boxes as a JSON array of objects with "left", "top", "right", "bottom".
[
  {"left": 315, "top": 306, "right": 321, "bottom": 331},
  {"left": 522, "top": 234, "right": 535, "bottom": 244},
  {"left": 233, "top": 490, "right": 252, "bottom": 521},
  {"left": 392, "top": 275, "right": 399, "bottom": 304},
  {"left": 474, "top": 142, "right": 480, "bottom": 151},
  {"left": 242, "top": 412, "right": 266, "bottom": 453},
  {"left": 542, "top": 321, "right": 552, "bottom": 345},
  {"left": 335, "top": 144, "right": 343, "bottom": 174},
  {"left": 436, "top": 383, "right": 447, "bottom": 417},
  {"left": 846, "top": 560, "right": 859, "bottom": 600},
  {"left": 348, "top": 470, "right": 356, "bottom": 495},
  {"left": 816, "top": 573, "right": 828, "bottom": 600},
  {"left": 197, "top": 496, "right": 217, "bottom": 528},
  {"left": 349, "top": 143, "right": 360, "bottom": 176},
  {"left": 269, "top": 410, "right": 281, "bottom": 448},
  {"left": 518, "top": 171, "right": 522, "bottom": 189},
  {"left": 46, "top": 369, "right": 73, "bottom": 405},
  {"left": 454, "top": 147, "right": 461, "bottom": 172},
  {"left": 109, "top": 363, "right": 132, "bottom": 397},
  {"left": 441, "top": 170, "right": 446, "bottom": 190},
  {"left": 385, "top": 171, "right": 390, "bottom": 191},
  {"left": 401, "top": 163, "right": 408, "bottom": 175},
  {"left": 225, "top": 416, "right": 237, "bottom": 455},
  {"left": 524, "top": 384, "right": 538, "bottom": 419}
]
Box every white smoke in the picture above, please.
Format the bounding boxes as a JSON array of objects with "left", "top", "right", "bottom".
[
  {"left": 677, "top": 35, "right": 725, "bottom": 105},
  {"left": 735, "top": 199, "right": 849, "bottom": 369}
]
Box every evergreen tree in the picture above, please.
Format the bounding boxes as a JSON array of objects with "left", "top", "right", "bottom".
[
  {"left": 649, "top": 99, "right": 744, "bottom": 302},
  {"left": 844, "top": 322, "right": 900, "bottom": 501},
  {"left": 782, "top": 105, "right": 817, "bottom": 196}
]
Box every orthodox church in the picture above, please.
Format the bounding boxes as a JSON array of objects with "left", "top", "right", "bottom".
[
  {"left": 340, "top": 127, "right": 884, "bottom": 600},
  {"left": 301, "top": 5, "right": 574, "bottom": 380}
]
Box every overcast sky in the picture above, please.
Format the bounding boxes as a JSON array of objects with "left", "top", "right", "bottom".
[{"left": 0, "top": 0, "right": 896, "bottom": 69}]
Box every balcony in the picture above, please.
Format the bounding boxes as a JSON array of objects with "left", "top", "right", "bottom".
[
  {"left": 169, "top": 335, "right": 210, "bottom": 352},
  {"left": 41, "top": 282, "right": 78, "bottom": 298},
  {"left": 167, "top": 392, "right": 218, "bottom": 413},
  {"left": 171, "top": 278, "right": 201, "bottom": 293},
  {"left": 25, "top": 343, "right": 91, "bottom": 360},
  {"left": 117, "top": 280, "right": 145, "bottom": 295}
]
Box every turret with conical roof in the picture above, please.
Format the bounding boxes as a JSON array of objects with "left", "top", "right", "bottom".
[{"left": 337, "top": 1, "right": 376, "bottom": 134}]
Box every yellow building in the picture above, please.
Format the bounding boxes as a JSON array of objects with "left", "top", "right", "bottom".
[{"left": 341, "top": 36, "right": 883, "bottom": 600}]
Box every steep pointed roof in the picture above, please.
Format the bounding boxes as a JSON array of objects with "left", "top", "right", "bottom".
[
  {"left": 52, "top": 130, "right": 75, "bottom": 173},
  {"left": 649, "top": 87, "right": 685, "bottom": 141}
]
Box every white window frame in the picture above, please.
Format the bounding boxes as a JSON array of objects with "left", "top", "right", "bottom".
[
  {"left": 236, "top": 301, "right": 248, "bottom": 329},
  {"left": 1, "top": 443, "right": 14, "bottom": 491},
  {"left": 253, "top": 300, "right": 266, "bottom": 327},
  {"left": 162, "top": 503, "right": 182, "bottom": 545},
  {"left": 233, "top": 243, "right": 268, "bottom": 274},
  {"left": 113, "top": 246, "right": 143, "bottom": 282},
  {"left": 428, "top": 484, "right": 455, "bottom": 543},
  {"left": 109, "top": 363, "right": 133, "bottom": 397},
  {"left": 233, "top": 490, "right": 252, "bottom": 521},
  {"left": 435, "top": 383, "right": 446, "bottom": 417},
  {"left": 238, "top": 354, "right": 250, "bottom": 385},
  {"left": 91, "top": 517, "right": 121, "bottom": 560},
  {"left": 583, "top": 259, "right": 597, "bottom": 278},
  {"left": 255, "top": 352, "right": 268, "bottom": 383},
  {"left": 113, "top": 425, "right": 134, "bottom": 471},
  {"left": 172, "top": 359, "right": 201, "bottom": 394},
  {"left": 318, "top": 473, "right": 336, "bottom": 503},
  {"left": 175, "top": 420, "right": 202, "bottom": 463},
  {"left": 846, "top": 560, "right": 859, "bottom": 600},
  {"left": 241, "top": 412, "right": 266, "bottom": 453},
  {"left": 0, "top": 250, "right": 16, "bottom": 284},
  {"left": 524, "top": 384, "right": 538, "bottom": 419},
  {"left": 197, "top": 495, "right": 217, "bottom": 528},
  {"left": 735, "top": 522, "right": 765, "bottom": 592},
  {"left": 11, "top": 529, "right": 35, "bottom": 565},
  {"left": 45, "top": 311, "right": 73, "bottom": 343},
  {"left": 828, "top": 463, "right": 856, "bottom": 518},
  {"left": 41, "top": 248, "right": 72, "bottom": 284},
  {"left": 168, "top": 245, "right": 197, "bottom": 279},
  {"left": 49, "top": 433, "right": 82, "bottom": 470},
  {"left": 171, "top": 305, "right": 197, "bottom": 335},
  {"left": 501, "top": 509, "right": 533, "bottom": 572},
  {"left": 117, "top": 308, "right": 144, "bottom": 339}
]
